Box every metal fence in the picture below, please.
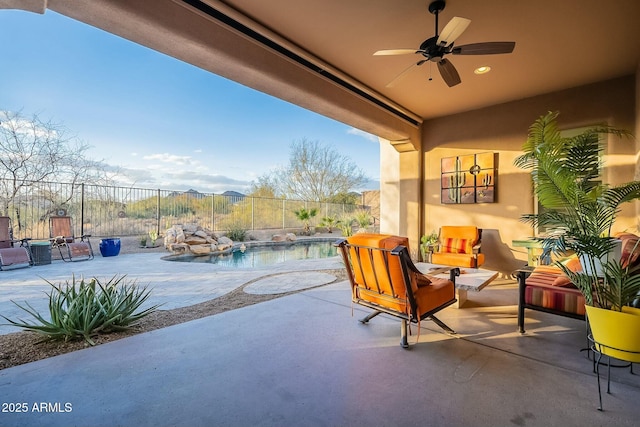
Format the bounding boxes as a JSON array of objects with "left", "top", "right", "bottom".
[{"left": 1, "top": 180, "right": 369, "bottom": 240}]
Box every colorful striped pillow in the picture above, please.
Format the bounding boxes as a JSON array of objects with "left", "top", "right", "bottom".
[{"left": 441, "top": 237, "right": 468, "bottom": 254}]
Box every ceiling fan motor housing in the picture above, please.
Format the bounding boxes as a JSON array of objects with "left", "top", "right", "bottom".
[{"left": 419, "top": 36, "right": 450, "bottom": 61}]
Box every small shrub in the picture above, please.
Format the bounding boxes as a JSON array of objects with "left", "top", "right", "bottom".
[
  {"left": 336, "top": 216, "right": 355, "bottom": 237},
  {"left": 353, "top": 209, "right": 372, "bottom": 230},
  {"left": 226, "top": 223, "right": 247, "bottom": 242},
  {"left": 139, "top": 235, "right": 148, "bottom": 247},
  {"left": 148, "top": 229, "right": 158, "bottom": 246},
  {"left": 293, "top": 207, "right": 318, "bottom": 235},
  {"left": 0, "top": 275, "right": 161, "bottom": 345},
  {"left": 320, "top": 216, "right": 337, "bottom": 233}
]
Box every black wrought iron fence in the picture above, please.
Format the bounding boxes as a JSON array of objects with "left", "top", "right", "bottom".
[{"left": 1, "top": 179, "right": 369, "bottom": 240}]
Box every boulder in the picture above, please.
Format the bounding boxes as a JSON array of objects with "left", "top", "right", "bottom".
[
  {"left": 216, "top": 243, "right": 233, "bottom": 252},
  {"left": 182, "top": 224, "right": 199, "bottom": 233},
  {"left": 184, "top": 236, "right": 208, "bottom": 245},
  {"left": 167, "top": 243, "right": 189, "bottom": 254},
  {"left": 190, "top": 244, "right": 212, "bottom": 255},
  {"left": 218, "top": 236, "right": 233, "bottom": 246},
  {"left": 165, "top": 223, "right": 232, "bottom": 255},
  {"left": 194, "top": 230, "right": 209, "bottom": 239}
]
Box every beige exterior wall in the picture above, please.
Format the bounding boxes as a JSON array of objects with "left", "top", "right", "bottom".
[
  {"left": 379, "top": 138, "right": 401, "bottom": 235},
  {"left": 381, "top": 74, "right": 639, "bottom": 276}
]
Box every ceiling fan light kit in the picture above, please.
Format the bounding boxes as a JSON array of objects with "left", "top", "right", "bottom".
[{"left": 375, "top": 0, "right": 516, "bottom": 87}]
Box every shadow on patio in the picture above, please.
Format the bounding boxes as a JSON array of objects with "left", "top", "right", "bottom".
[{"left": 0, "top": 261, "right": 639, "bottom": 426}]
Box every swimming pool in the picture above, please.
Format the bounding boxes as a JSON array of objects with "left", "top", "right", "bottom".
[{"left": 165, "top": 240, "right": 339, "bottom": 268}]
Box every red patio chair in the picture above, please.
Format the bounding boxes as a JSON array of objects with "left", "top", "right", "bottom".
[
  {"left": 49, "top": 216, "right": 94, "bottom": 262},
  {"left": 0, "top": 216, "right": 33, "bottom": 270}
]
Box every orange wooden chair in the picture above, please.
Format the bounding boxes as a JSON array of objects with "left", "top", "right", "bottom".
[
  {"left": 0, "top": 216, "right": 33, "bottom": 270},
  {"left": 49, "top": 216, "right": 94, "bottom": 262},
  {"left": 335, "top": 233, "right": 458, "bottom": 348}
]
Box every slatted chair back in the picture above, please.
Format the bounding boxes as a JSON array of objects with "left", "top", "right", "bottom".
[
  {"left": 0, "top": 217, "right": 11, "bottom": 249},
  {"left": 343, "top": 233, "right": 416, "bottom": 317},
  {"left": 50, "top": 216, "right": 75, "bottom": 244}
]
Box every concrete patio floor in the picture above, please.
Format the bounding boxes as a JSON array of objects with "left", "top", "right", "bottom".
[{"left": 1, "top": 252, "right": 639, "bottom": 426}]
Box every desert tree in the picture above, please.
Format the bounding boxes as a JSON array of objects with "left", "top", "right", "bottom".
[
  {"left": 0, "top": 110, "right": 116, "bottom": 227},
  {"left": 267, "top": 138, "right": 367, "bottom": 202}
]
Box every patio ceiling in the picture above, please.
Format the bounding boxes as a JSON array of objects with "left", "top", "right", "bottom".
[{"left": 6, "top": 0, "right": 640, "bottom": 144}]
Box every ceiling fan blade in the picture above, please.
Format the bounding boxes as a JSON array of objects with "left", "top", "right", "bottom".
[
  {"left": 437, "top": 58, "right": 461, "bottom": 87},
  {"left": 386, "top": 60, "right": 426, "bottom": 87},
  {"left": 374, "top": 49, "right": 418, "bottom": 56},
  {"left": 452, "top": 41, "right": 516, "bottom": 55},
  {"left": 437, "top": 17, "right": 471, "bottom": 47}
]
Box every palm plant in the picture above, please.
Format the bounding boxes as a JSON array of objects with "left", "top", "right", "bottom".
[
  {"left": 293, "top": 207, "right": 318, "bottom": 235},
  {"left": 319, "top": 215, "right": 337, "bottom": 233},
  {"left": 514, "top": 111, "right": 640, "bottom": 308}
]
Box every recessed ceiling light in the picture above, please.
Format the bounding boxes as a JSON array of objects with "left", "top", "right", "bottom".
[{"left": 474, "top": 66, "right": 491, "bottom": 75}]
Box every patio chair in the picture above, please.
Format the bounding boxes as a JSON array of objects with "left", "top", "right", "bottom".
[
  {"left": 335, "top": 233, "right": 459, "bottom": 348},
  {"left": 430, "top": 226, "right": 484, "bottom": 268},
  {"left": 0, "top": 216, "right": 33, "bottom": 270},
  {"left": 49, "top": 216, "right": 94, "bottom": 262}
]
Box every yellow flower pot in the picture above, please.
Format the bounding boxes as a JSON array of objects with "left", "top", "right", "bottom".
[
  {"left": 585, "top": 305, "right": 640, "bottom": 363},
  {"left": 585, "top": 305, "right": 640, "bottom": 410}
]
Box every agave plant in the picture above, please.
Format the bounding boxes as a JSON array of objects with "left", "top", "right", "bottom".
[
  {"left": 514, "top": 111, "right": 640, "bottom": 308},
  {"left": 1, "top": 275, "right": 161, "bottom": 345}
]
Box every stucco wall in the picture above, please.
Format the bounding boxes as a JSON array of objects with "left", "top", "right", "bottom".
[{"left": 419, "top": 75, "right": 638, "bottom": 276}]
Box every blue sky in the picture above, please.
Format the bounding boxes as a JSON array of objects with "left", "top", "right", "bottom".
[{"left": 0, "top": 9, "right": 380, "bottom": 194}]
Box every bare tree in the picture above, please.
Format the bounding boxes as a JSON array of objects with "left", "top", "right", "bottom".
[
  {"left": 268, "top": 138, "right": 367, "bottom": 201},
  {"left": 0, "top": 110, "right": 116, "bottom": 220}
]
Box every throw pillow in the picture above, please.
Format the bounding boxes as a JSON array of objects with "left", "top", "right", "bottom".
[
  {"left": 552, "top": 276, "right": 576, "bottom": 287},
  {"left": 441, "top": 237, "right": 467, "bottom": 254},
  {"left": 416, "top": 275, "right": 431, "bottom": 288}
]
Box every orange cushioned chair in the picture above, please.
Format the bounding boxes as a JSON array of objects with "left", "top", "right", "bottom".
[
  {"left": 335, "top": 233, "right": 458, "bottom": 348},
  {"left": 430, "top": 226, "right": 484, "bottom": 268}
]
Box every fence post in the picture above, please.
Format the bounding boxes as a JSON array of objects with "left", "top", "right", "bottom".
[
  {"left": 211, "top": 193, "right": 216, "bottom": 231},
  {"left": 156, "top": 189, "right": 161, "bottom": 236},
  {"left": 80, "top": 183, "right": 85, "bottom": 236}
]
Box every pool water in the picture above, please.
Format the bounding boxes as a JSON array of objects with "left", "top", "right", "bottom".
[{"left": 166, "top": 240, "right": 338, "bottom": 268}]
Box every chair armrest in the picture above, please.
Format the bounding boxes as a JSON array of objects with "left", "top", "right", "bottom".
[
  {"left": 472, "top": 243, "right": 481, "bottom": 254},
  {"left": 393, "top": 245, "right": 461, "bottom": 283}
]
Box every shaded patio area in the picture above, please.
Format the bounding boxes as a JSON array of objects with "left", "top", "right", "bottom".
[{"left": 0, "top": 252, "right": 639, "bottom": 426}]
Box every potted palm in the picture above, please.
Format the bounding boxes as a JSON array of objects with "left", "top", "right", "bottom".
[
  {"left": 514, "top": 111, "right": 640, "bottom": 409},
  {"left": 514, "top": 112, "right": 640, "bottom": 409},
  {"left": 514, "top": 111, "right": 640, "bottom": 305}
]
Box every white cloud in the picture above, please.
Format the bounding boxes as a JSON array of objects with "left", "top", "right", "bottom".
[
  {"left": 347, "top": 128, "right": 378, "bottom": 142},
  {"left": 143, "top": 153, "right": 192, "bottom": 165}
]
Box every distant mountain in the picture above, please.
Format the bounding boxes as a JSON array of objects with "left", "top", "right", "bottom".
[
  {"left": 221, "top": 191, "right": 245, "bottom": 199},
  {"left": 167, "top": 188, "right": 206, "bottom": 199}
]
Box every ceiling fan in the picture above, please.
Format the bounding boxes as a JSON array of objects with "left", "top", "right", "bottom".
[{"left": 374, "top": 0, "right": 515, "bottom": 87}]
